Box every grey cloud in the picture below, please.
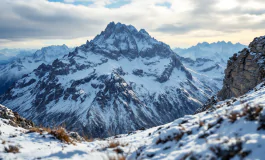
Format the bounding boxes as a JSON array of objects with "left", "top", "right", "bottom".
[
  {"left": 218, "top": 7, "right": 265, "bottom": 16},
  {"left": 155, "top": 18, "right": 265, "bottom": 35},
  {"left": 155, "top": 0, "right": 265, "bottom": 35},
  {"left": 0, "top": 0, "right": 105, "bottom": 40},
  {"left": 156, "top": 23, "right": 201, "bottom": 34},
  {"left": 1, "top": 0, "right": 265, "bottom": 41}
]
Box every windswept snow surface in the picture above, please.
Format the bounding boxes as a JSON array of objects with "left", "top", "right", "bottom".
[{"left": 1, "top": 83, "right": 265, "bottom": 159}]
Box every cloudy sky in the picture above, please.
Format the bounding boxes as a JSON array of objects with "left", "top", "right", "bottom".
[{"left": 1, "top": 0, "right": 265, "bottom": 49}]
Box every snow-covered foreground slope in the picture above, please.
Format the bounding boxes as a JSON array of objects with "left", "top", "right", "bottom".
[
  {"left": 0, "top": 45, "right": 71, "bottom": 94},
  {"left": 0, "top": 22, "right": 214, "bottom": 138},
  {"left": 0, "top": 119, "right": 116, "bottom": 160},
  {"left": 1, "top": 83, "right": 265, "bottom": 159},
  {"left": 125, "top": 83, "right": 265, "bottom": 159},
  {"left": 175, "top": 42, "right": 246, "bottom": 92},
  {"left": 0, "top": 104, "right": 114, "bottom": 160}
]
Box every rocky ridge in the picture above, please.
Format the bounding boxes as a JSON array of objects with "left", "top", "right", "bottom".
[
  {"left": 0, "top": 104, "right": 34, "bottom": 129},
  {"left": 218, "top": 36, "right": 265, "bottom": 100}
]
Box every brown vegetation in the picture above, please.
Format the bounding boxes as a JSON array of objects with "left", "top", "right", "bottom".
[
  {"left": 27, "top": 126, "right": 73, "bottom": 144},
  {"left": 156, "top": 131, "right": 184, "bottom": 145},
  {"left": 4, "top": 145, "right": 19, "bottom": 153},
  {"left": 50, "top": 127, "right": 72, "bottom": 144},
  {"left": 107, "top": 140, "right": 128, "bottom": 148},
  {"left": 228, "top": 112, "right": 239, "bottom": 123}
]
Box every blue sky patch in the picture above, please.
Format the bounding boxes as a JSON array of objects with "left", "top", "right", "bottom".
[
  {"left": 156, "top": 2, "right": 171, "bottom": 9},
  {"left": 48, "top": 0, "right": 93, "bottom": 6},
  {"left": 105, "top": 0, "right": 131, "bottom": 8},
  {"left": 48, "top": 0, "right": 131, "bottom": 8}
]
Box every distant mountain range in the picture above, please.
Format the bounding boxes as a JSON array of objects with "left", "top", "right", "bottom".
[
  {"left": 0, "top": 45, "right": 72, "bottom": 94},
  {"left": 0, "top": 48, "right": 36, "bottom": 65},
  {"left": 175, "top": 41, "right": 246, "bottom": 91},
  {"left": 174, "top": 41, "right": 246, "bottom": 61}
]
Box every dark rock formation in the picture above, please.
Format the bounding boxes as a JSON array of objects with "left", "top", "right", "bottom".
[
  {"left": 0, "top": 104, "right": 34, "bottom": 129},
  {"left": 218, "top": 36, "right": 265, "bottom": 100}
]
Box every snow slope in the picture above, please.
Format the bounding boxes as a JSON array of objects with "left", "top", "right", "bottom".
[
  {"left": 0, "top": 22, "right": 214, "bottom": 138},
  {"left": 0, "top": 45, "right": 72, "bottom": 94},
  {"left": 1, "top": 82, "right": 265, "bottom": 159}
]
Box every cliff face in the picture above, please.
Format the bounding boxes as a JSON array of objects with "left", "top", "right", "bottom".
[{"left": 218, "top": 36, "right": 265, "bottom": 100}]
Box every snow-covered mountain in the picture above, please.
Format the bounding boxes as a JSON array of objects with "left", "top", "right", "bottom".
[
  {"left": 174, "top": 41, "right": 246, "bottom": 61},
  {"left": 0, "top": 22, "right": 214, "bottom": 138},
  {"left": 1, "top": 82, "right": 265, "bottom": 160},
  {"left": 0, "top": 48, "right": 36, "bottom": 65},
  {"left": 0, "top": 45, "right": 71, "bottom": 94},
  {"left": 0, "top": 54, "right": 10, "bottom": 65},
  {"left": 175, "top": 42, "right": 246, "bottom": 92},
  {"left": 1, "top": 34, "right": 264, "bottom": 160}
]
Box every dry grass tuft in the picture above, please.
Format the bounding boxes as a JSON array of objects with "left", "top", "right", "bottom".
[
  {"left": 50, "top": 127, "right": 72, "bottom": 144},
  {"left": 228, "top": 112, "right": 238, "bottom": 123},
  {"left": 156, "top": 131, "right": 184, "bottom": 145},
  {"left": 27, "top": 127, "right": 51, "bottom": 134},
  {"left": 199, "top": 121, "right": 205, "bottom": 127},
  {"left": 108, "top": 140, "right": 128, "bottom": 148},
  {"left": 113, "top": 148, "right": 124, "bottom": 154},
  {"left": 83, "top": 135, "right": 94, "bottom": 142},
  {"left": 27, "top": 126, "right": 73, "bottom": 144},
  {"left": 4, "top": 145, "right": 19, "bottom": 153},
  {"left": 244, "top": 105, "right": 263, "bottom": 121},
  {"left": 108, "top": 141, "right": 121, "bottom": 148},
  {"left": 174, "top": 132, "right": 184, "bottom": 142},
  {"left": 107, "top": 155, "right": 126, "bottom": 160}
]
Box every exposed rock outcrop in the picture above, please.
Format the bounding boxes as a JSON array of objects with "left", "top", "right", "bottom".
[
  {"left": 218, "top": 36, "right": 265, "bottom": 100},
  {"left": 0, "top": 104, "right": 34, "bottom": 129}
]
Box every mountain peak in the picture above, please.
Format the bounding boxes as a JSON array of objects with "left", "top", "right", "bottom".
[
  {"left": 104, "top": 22, "right": 128, "bottom": 33},
  {"left": 32, "top": 44, "right": 70, "bottom": 62},
  {"left": 101, "top": 22, "right": 151, "bottom": 38},
  {"left": 87, "top": 22, "right": 171, "bottom": 59},
  {"left": 139, "top": 29, "right": 149, "bottom": 36}
]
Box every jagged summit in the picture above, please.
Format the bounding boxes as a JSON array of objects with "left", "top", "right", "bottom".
[
  {"left": 100, "top": 22, "right": 151, "bottom": 38},
  {"left": 32, "top": 44, "right": 70, "bottom": 62},
  {"left": 79, "top": 22, "right": 172, "bottom": 60}
]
